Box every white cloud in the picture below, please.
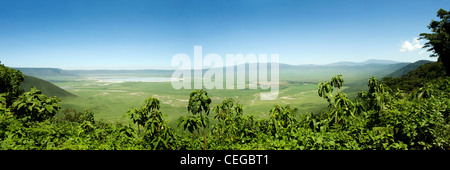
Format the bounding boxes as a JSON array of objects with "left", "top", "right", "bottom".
[{"left": 400, "top": 37, "right": 423, "bottom": 52}]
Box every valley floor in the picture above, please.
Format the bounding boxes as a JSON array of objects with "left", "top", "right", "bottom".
[{"left": 54, "top": 78, "right": 331, "bottom": 127}]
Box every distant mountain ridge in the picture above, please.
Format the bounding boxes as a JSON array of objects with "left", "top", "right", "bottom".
[
  {"left": 14, "top": 68, "right": 78, "bottom": 78},
  {"left": 324, "top": 59, "right": 402, "bottom": 67}
]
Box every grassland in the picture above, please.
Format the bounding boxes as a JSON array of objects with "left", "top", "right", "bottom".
[{"left": 53, "top": 77, "right": 330, "bottom": 127}]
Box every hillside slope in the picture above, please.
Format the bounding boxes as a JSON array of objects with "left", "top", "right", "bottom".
[
  {"left": 383, "top": 61, "right": 447, "bottom": 91},
  {"left": 20, "top": 75, "right": 76, "bottom": 98},
  {"left": 385, "top": 60, "right": 433, "bottom": 78}
]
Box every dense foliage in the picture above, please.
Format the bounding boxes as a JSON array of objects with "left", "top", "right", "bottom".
[
  {"left": 1, "top": 62, "right": 448, "bottom": 150},
  {"left": 10, "top": 87, "right": 60, "bottom": 122},
  {"left": 0, "top": 62, "right": 24, "bottom": 107},
  {"left": 383, "top": 61, "right": 446, "bottom": 91}
]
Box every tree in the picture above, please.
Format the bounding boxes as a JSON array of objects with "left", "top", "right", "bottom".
[
  {"left": 127, "top": 97, "right": 161, "bottom": 128},
  {"left": 127, "top": 97, "right": 176, "bottom": 149},
  {"left": 177, "top": 89, "right": 211, "bottom": 150},
  {"left": 420, "top": 8, "right": 450, "bottom": 75},
  {"left": 331, "top": 75, "right": 344, "bottom": 93},
  {"left": 318, "top": 80, "right": 333, "bottom": 108},
  {"left": 0, "top": 61, "right": 24, "bottom": 107},
  {"left": 318, "top": 75, "right": 344, "bottom": 108},
  {"left": 318, "top": 75, "right": 354, "bottom": 126},
  {"left": 211, "top": 98, "right": 245, "bottom": 143}
]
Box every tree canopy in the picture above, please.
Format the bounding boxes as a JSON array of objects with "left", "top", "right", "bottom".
[
  {"left": 420, "top": 8, "right": 450, "bottom": 75},
  {"left": 0, "top": 62, "right": 24, "bottom": 106}
]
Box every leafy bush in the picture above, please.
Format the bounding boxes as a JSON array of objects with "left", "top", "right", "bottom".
[{"left": 10, "top": 87, "right": 60, "bottom": 122}]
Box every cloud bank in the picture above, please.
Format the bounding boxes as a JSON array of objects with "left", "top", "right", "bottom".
[{"left": 400, "top": 37, "right": 423, "bottom": 53}]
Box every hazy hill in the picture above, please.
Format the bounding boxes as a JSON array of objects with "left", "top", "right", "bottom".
[
  {"left": 385, "top": 60, "right": 433, "bottom": 78},
  {"left": 15, "top": 68, "right": 78, "bottom": 78},
  {"left": 279, "top": 62, "right": 410, "bottom": 83},
  {"left": 325, "top": 59, "right": 401, "bottom": 67},
  {"left": 20, "top": 75, "right": 76, "bottom": 98},
  {"left": 69, "top": 69, "right": 174, "bottom": 77}
]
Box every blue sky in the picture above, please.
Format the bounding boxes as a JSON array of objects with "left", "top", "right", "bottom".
[{"left": 0, "top": 0, "right": 448, "bottom": 70}]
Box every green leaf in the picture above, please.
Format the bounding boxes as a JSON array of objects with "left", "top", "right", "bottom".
[{"left": 45, "top": 105, "right": 54, "bottom": 113}]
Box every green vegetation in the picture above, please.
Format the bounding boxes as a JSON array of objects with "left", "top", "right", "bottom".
[
  {"left": 178, "top": 90, "right": 212, "bottom": 150},
  {"left": 383, "top": 61, "right": 446, "bottom": 91},
  {"left": 0, "top": 62, "right": 24, "bottom": 107},
  {"left": 10, "top": 87, "right": 60, "bottom": 122},
  {"left": 126, "top": 97, "right": 177, "bottom": 150},
  {"left": 385, "top": 60, "right": 432, "bottom": 78},
  {"left": 1, "top": 62, "right": 448, "bottom": 150}
]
